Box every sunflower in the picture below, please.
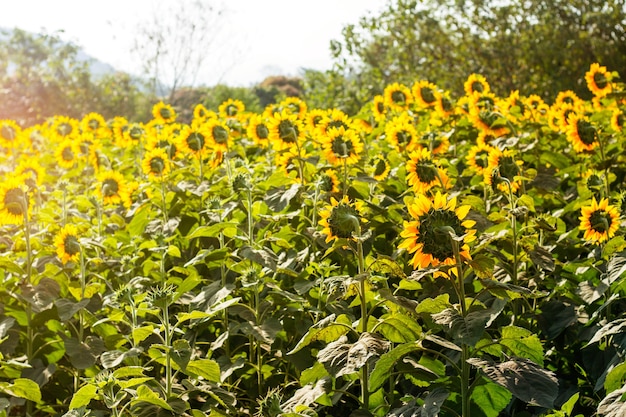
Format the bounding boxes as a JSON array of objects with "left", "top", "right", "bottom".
[
  {"left": 372, "top": 95, "right": 387, "bottom": 122},
  {"left": 0, "top": 119, "right": 22, "bottom": 150},
  {"left": 467, "top": 92, "right": 508, "bottom": 136},
  {"left": 152, "top": 101, "right": 177, "bottom": 124},
  {"left": 142, "top": 147, "right": 171, "bottom": 181},
  {"left": 523, "top": 94, "right": 549, "bottom": 120},
  {"left": 434, "top": 91, "right": 455, "bottom": 119},
  {"left": 268, "top": 110, "right": 305, "bottom": 151},
  {"left": 383, "top": 82, "right": 413, "bottom": 111},
  {"left": 81, "top": 112, "right": 110, "bottom": 139},
  {"left": 318, "top": 170, "right": 340, "bottom": 193},
  {"left": 122, "top": 123, "right": 147, "bottom": 145},
  {"left": 466, "top": 143, "right": 495, "bottom": 176},
  {"left": 484, "top": 148, "right": 523, "bottom": 193},
  {"left": 319, "top": 126, "right": 363, "bottom": 166},
  {"left": 305, "top": 109, "right": 327, "bottom": 132},
  {"left": 579, "top": 198, "right": 620, "bottom": 244},
  {"left": 385, "top": 114, "right": 420, "bottom": 153},
  {"left": 611, "top": 108, "right": 625, "bottom": 132},
  {"left": 193, "top": 104, "right": 211, "bottom": 122},
  {"left": 111, "top": 116, "right": 130, "bottom": 147},
  {"left": 412, "top": 80, "right": 439, "bottom": 108},
  {"left": 554, "top": 90, "right": 583, "bottom": 109},
  {"left": 319, "top": 195, "right": 366, "bottom": 243},
  {"left": 50, "top": 116, "right": 80, "bottom": 141},
  {"left": 95, "top": 171, "right": 131, "bottom": 207},
  {"left": 566, "top": 114, "right": 598, "bottom": 153},
  {"left": 280, "top": 97, "right": 307, "bottom": 119},
  {"left": 55, "top": 139, "right": 80, "bottom": 170},
  {"left": 585, "top": 63, "right": 612, "bottom": 98},
  {"left": 316, "top": 109, "right": 353, "bottom": 138},
  {"left": 421, "top": 131, "right": 449, "bottom": 155},
  {"left": 368, "top": 155, "right": 391, "bottom": 181},
  {"left": 464, "top": 73, "right": 490, "bottom": 96},
  {"left": 179, "top": 124, "right": 210, "bottom": 158},
  {"left": 0, "top": 177, "right": 31, "bottom": 225},
  {"left": 205, "top": 119, "right": 231, "bottom": 152},
  {"left": 247, "top": 114, "right": 270, "bottom": 146},
  {"left": 218, "top": 99, "right": 245, "bottom": 118},
  {"left": 399, "top": 192, "right": 476, "bottom": 273},
  {"left": 405, "top": 148, "right": 450, "bottom": 194},
  {"left": 55, "top": 224, "right": 81, "bottom": 264},
  {"left": 15, "top": 158, "right": 46, "bottom": 187}
]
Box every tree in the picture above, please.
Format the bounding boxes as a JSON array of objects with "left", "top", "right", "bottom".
[
  {"left": 131, "top": 0, "right": 231, "bottom": 101},
  {"left": 304, "top": 0, "right": 626, "bottom": 114}
]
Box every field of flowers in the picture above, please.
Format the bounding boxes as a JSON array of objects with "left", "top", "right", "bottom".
[{"left": 0, "top": 63, "right": 625, "bottom": 417}]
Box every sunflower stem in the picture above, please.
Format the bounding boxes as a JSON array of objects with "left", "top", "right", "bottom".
[
  {"left": 342, "top": 158, "right": 348, "bottom": 198},
  {"left": 160, "top": 178, "right": 169, "bottom": 225},
  {"left": 597, "top": 134, "right": 610, "bottom": 198},
  {"left": 352, "top": 217, "right": 370, "bottom": 411},
  {"left": 23, "top": 207, "right": 35, "bottom": 416}
]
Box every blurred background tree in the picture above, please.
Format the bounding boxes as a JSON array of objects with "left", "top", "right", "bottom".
[{"left": 303, "top": 0, "right": 626, "bottom": 114}]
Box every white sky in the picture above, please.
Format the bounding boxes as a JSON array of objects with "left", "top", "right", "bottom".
[{"left": 0, "top": 0, "right": 387, "bottom": 87}]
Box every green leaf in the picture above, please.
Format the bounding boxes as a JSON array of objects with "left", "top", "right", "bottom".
[
  {"left": 606, "top": 362, "right": 626, "bottom": 393},
  {"left": 186, "top": 359, "right": 221, "bottom": 382},
  {"left": 500, "top": 326, "right": 544, "bottom": 366},
  {"left": 132, "top": 325, "right": 155, "bottom": 345},
  {"left": 375, "top": 312, "right": 422, "bottom": 343},
  {"left": 0, "top": 378, "right": 42, "bottom": 403},
  {"left": 117, "top": 377, "right": 153, "bottom": 390},
  {"left": 369, "top": 342, "right": 421, "bottom": 392},
  {"left": 604, "top": 237, "right": 626, "bottom": 258},
  {"left": 264, "top": 183, "right": 301, "bottom": 212},
  {"left": 112, "top": 366, "right": 147, "bottom": 378},
  {"left": 186, "top": 222, "right": 239, "bottom": 239},
  {"left": 471, "top": 381, "right": 512, "bottom": 417},
  {"left": 55, "top": 299, "right": 91, "bottom": 322},
  {"left": 69, "top": 384, "right": 97, "bottom": 409},
  {"left": 415, "top": 294, "right": 450, "bottom": 315},
  {"left": 288, "top": 314, "right": 352, "bottom": 355},
  {"left": 132, "top": 385, "right": 173, "bottom": 411}
]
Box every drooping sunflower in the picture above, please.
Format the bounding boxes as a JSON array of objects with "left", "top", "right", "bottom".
[
  {"left": 152, "top": 101, "right": 177, "bottom": 124},
  {"left": 218, "top": 99, "right": 245, "bottom": 119},
  {"left": 205, "top": 119, "right": 231, "bottom": 152},
  {"left": 585, "top": 63, "right": 613, "bottom": 98},
  {"left": 55, "top": 139, "right": 80, "bottom": 170},
  {"left": 179, "top": 124, "right": 211, "bottom": 158},
  {"left": 412, "top": 80, "right": 439, "bottom": 108},
  {"left": 399, "top": 192, "right": 476, "bottom": 273},
  {"left": 484, "top": 148, "right": 523, "bottom": 193},
  {"left": 383, "top": 82, "right": 413, "bottom": 111},
  {"left": 142, "top": 147, "right": 171, "bottom": 181},
  {"left": 95, "top": 171, "right": 131, "bottom": 207},
  {"left": 319, "top": 126, "right": 363, "bottom": 166},
  {"left": 368, "top": 155, "right": 391, "bottom": 181},
  {"left": 405, "top": 148, "right": 450, "bottom": 194},
  {"left": 268, "top": 110, "right": 305, "bottom": 151},
  {"left": 0, "top": 177, "right": 31, "bottom": 225},
  {"left": 464, "top": 73, "right": 490, "bottom": 96},
  {"left": 54, "top": 224, "right": 81, "bottom": 264},
  {"left": 0, "top": 119, "right": 23, "bottom": 150},
  {"left": 319, "top": 195, "right": 366, "bottom": 243},
  {"left": 385, "top": 114, "right": 420, "bottom": 153},
  {"left": 466, "top": 143, "right": 495, "bottom": 176},
  {"left": 566, "top": 114, "right": 598, "bottom": 153},
  {"left": 246, "top": 114, "right": 270, "bottom": 147},
  {"left": 579, "top": 197, "right": 620, "bottom": 244}
]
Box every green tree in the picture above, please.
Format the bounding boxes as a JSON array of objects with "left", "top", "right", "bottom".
[{"left": 304, "top": 0, "right": 626, "bottom": 114}]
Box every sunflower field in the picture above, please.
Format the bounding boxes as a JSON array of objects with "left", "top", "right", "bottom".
[{"left": 0, "top": 62, "right": 625, "bottom": 417}]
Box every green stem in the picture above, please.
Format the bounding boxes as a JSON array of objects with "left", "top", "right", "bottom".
[
  {"left": 353, "top": 217, "right": 369, "bottom": 410},
  {"left": 160, "top": 179, "right": 168, "bottom": 225},
  {"left": 343, "top": 158, "right": 348, "bottom": 198},
  {"left": 597, "top": 134, "right": 610, "bottom": 198},
  {"left": 163, "top": 303, "right": 172, "bottom": 399},
  {"left": 247, "top": 188, "right": 254, "bottom": 247}
]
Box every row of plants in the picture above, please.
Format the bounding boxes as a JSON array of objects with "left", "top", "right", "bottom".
[{"left": 0, "top": 63, "right": 625, "bottom": 417}]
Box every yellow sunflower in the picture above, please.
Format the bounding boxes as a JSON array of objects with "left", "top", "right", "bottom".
[
  {"left": 218, "top": 99, "right": 245, "bottom": 118},
  {"left": 319, "top": 195, "right": 366, "bottom": 243},
  {"left": 305, "top": 109, "right": 327, "bottom": 132},
  {"left": 434, "top": 90, "right": 455, "bottom": 119},
  {"left": 193, "top": 104, "right": 213, "bottom": 122},
  {"left": 368, "top": 155, "right": 391, "bottom": 181},
  {"left": 280, "top": 97, "right": 308, "bottom": 119},
  {"left": 405, "top": 148, "right": 450, "bottom": 194},
  {"left": 611, "top": 108, "right": 625, "bottom": 133},
  {"left": 318, "top": 170, "right": 340, "bottom": 193},
  {"left": 412, "top": 80, "right": 439, "bottom": 108},
  {"left": 152, "top": 101, "right": 177, "bottom": 124},
  {"left": 383, "top": 82, "right": 413, "bottom": 111},
  {"left": 372, "top": 95, "right": 387, "bottom": 122},
  {"left": 246, "top": 114, "right": 270, "bottom": 146},
  {"left": 205, "top": 119, "right": 231, "bottom": 152},
  {"left": 268, "top": 110, "right": 305, "bottom": 151},
  {"left": 122, "top": 123, "right": 147, "bottom": 145},
  {"left": 55, "top": 139, "right": 80, "bottom": 170},
  {"left": 142, "top": 147, "right": 171, "bottom": 181},
  {"left": 385, "top": 114, "right": 420, "bottom": 153},
  {"left": 464, "top": 73, "right": 490, "bottom": 96},
  {"left": 0, "top": 177, "right": 31, "bottom": 225},
  {"left": 15, "top": 158, "right": 46, "bottom": 187},
  {"left": 399, "top": 192, "right": 476, "bottom": 274},
  {"left": 179, "top": 124, "right": 211, "bottom": 158},
  {"left": 0, "top": 119, "right": 23, "bottom": 150},
  {"left": 320, "top": 126, "right": 363, "bottom": 166},
  {"left": 585, "top": 63, "right": 612, "bottom": 98},
  {"left": 95, "top": 171, "right": 131, "bottom": 207},
  {"left": 50, "top": 116, "right": 80, "bottom": 141},
  {"left": 566, "top": 114, "right": 598, "bottom": 153},
  {"left": 484, "top": 148, "right": 523, "bottom": 194},
  {"left": 316, "top": 109, "right": 353, "bottom": 138},
  {"left": 80, "top": 112, "right": 110, "bottom": 139},
  {"left": 111, "top": 116, "right": 129, "bottom": 147},
  {"left": 466, "top": 143, "right": 495, "bottom": 176},
  {"left": 554, "top": 90, "right": 584, "bottom": 109},
  {"left": 54, "top": 224, "right": 81, "bottom": 264},
  {"left": 579, "top": 198, "right": 620, "bottom": 244}
]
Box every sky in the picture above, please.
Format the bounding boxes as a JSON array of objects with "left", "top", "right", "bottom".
[{"left": 0, "top": 0, "right": 387, "bottom": 87}]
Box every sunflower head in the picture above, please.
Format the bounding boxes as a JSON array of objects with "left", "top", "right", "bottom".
[
  {"left": 55, "top": 224, "right": 81, "bottom": 264},
  {"left": 0, "top": 177, "right": 31, "bottom": 225},
  {"left": 567, "top": 115, "right": 598, "bottom": 153},
  {"left": 218, "top": 99, "right": 245, "bottom": 118},
  {"left": 321, "top": 126, "right": 363, "bottom": 166},
  {"left": 383, "top": 83, "right": 413, "bottom": 111},
  {"left": 369, "top": 155, "right": 391, "bottom": 181},
  {"left": 268, "top": 111, "right": 304, "bottom": 150},
  {"left": 318, "top": 170, "right": 340, "bottom": 193},
  {"left": 464, "top": 74, "right": 490, "bottom": 96},
  {"left": 152, "top": 102, "right": 177, "bottom": 124},
  {"left": 585, "top": 63, "right": 612, "bottom": 98},
  {"left": 319, "top": 196, "right": 366, "bottom": 243},
  {"left": 412, "top": 80, "right": 438, "bottom": 108},
  {"left": 579, "top": 197, "right": 620, "bottom": 244},
  {"left": 142, "top": 148, "right": 170, "bottom": 180},
  {"left": 399, "top": 192, "right": 476, "bottom": 274}
]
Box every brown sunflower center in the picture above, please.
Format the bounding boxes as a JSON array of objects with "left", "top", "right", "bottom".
[
  {"left": 331, "top": 135, "right": 354, "bottom": 158},
  {"left": 593, "top": 72, "right": 608, "bottom": 90},
  {"left": 589, "top": 210, "right": 611, "bottom": 233},
  {"left": 327, "top": 120, "right": 349, "bottom": 132},
  {"left": 391, "top": 90, "right": 407, "bottom": 105},
  {"left": 396, "top": 130, "right": 412, "bottom": 145},
  {"left": 373, "top": 158, "right": 387, "bottom": 177},
  {"left": 414, "top": 160, "right": 438, "bottom": 184},
  {"left": 128, "top": 125, "right": 144, "bottom": 140},
  {"left": 255, "top": 124, "right": 269, "bottom": 140},
  {"left": 160, "top": 107, "right": 173, "bottom": 120},
  {"left": 576, "top": 120, "right": 598, "bottom": 145},
  {"left": 63, "top": 235, "right": 81, "bottom": 257},
  {"left": 4, "top": 188, "right": 26, "bottom": 216},
  {"left": 420, "top": 86, "right": 436, "bottom": 104},
  {"left": 473, "top": 150, "right": 489, "bottom": 168},
  {"left": 471, "top": 81, "right": 484, "bottom": 93},
  {"left": 102, "top": 179, "right": 120, "bottom": 197},
  {"left": 149, "top": 157, "right": 165, "bottom": 175},
  {"left": 187, "top": 132, "right": 205, "bottom": 151},
  {"left": 417, "top": 208, "right": 464, "bottom": 262},
  {"left": 62, "top": 146, "right": 74, "bottom": 162},
  {"left": 376, "top": 101, "right": 385, "bottom": 114},
  {"left": 1, "top": 125, "right": 16, "bottom": 141},
  {"left": 212, "top": 125, "right": 229, "bottom": 144},
  {"left": 440, "top": 96, "right": 454, "bottom": 113},
  {"left": 57, "top": 122, "right": 73, "bottom": 137},
  {"left": 320, "top": 173, "right": 334, "bottom": 192},
  {"left": 88, "top": 118, "right": 101, "bottom": 131},
  {"left": 278, "top": 120, "right": 299, "bottom": 143}
]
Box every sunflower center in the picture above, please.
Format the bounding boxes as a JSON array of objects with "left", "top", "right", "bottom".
[
  {"left": 102, "top": 179, "right": 120, "bottom": 197},
  {"left": 417, "top": 208, "right": 464, "bottom": 262},
  {"left": 414, "top": 160, "right": 438, "bottom": 184},
  {"left": 149, "top": 157, "right": 165, "bottom": 174},
  {"left": 593, "top": 72, "right": 608, "bottom": 90},
  {"left": 589, "top": 210, "right": 611, "bottom": 233},
  {"left": 327, "top": 120, "right": 349, "bottom": 131},
  {"left": 212, "top": 125, "right": 229, "bottom": 144},
  {"left": 57, "top": 122, "right": 73, "bottom": 137},
  {"left": 471, "top": 81, "right": 484, "bottom": 93},
  {"left": 328, "top": 203, "right": 361, "bottom": 239},
  {"left": 396, "top": 130, "right": 412, "bottom": 145},
  {"left": 63, "top": 235, "right": 81, "bottom": 257},
  {"left": 391, "top": 90, "right": 407, "bottom": 105},
  {"left": 4, "top": 188, "right": 26, "bottom": 216},
  {"left": 373, "top": 158, "right": 387, "bottom": 177},
  {"left": 420, "top": 87, "right": 436, "bottom": 104},
  {"left": 278, "top": 120, "right": 298, "bottom": 143},
  {"left": 187, "top": 132, "right": 205, "bottom": 151},
  {"left": 129, "top": 125, "right": 144, "bottom": 140},
  {"left": 440, "top": 96, "right": 453, "bottom": 113},
  {"left": 1, "top": 125, "right": 16, "bottom": 141},
  {"left": 88, "top": 118, "right": 101, "bottom": 131},
  {"left": 473, "top": 150, "right": 489, "bottom": 168},
  {"left": 376, "top": 101, "right": 385, "bottom": 114},
  {"left": 320, "top": 174, "right": 334, "bottom": 192},
  {"left": 498, "top": 156, "right": 520, "bottom": 181},
  {"left": 225, "top": 104, "right": 238, "bottom": 117},
  {"left": 160, "top": 107, "right": 173, "bottom": 120},
  {"left": 62, "top": 146, "right": 74, "bottom": 162},
  {"left": 616, "top": 114, "right": 625, "bottom": 129},
  {"left": 331, "top": 135, "right": 354, "bottom": 158},
  {"left": 576, "top": 120, "right": 598, "bottom": 145},
  {"left": 255, "top": 124, "right": 269, "bottom": 140}
]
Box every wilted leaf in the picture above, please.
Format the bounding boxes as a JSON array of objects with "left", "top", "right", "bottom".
[
  {"left": 587, "top": 319, "right": 626, "bottom": 346},
  {"left": 606, "top": 254, "right": 626, "bottom": 285},
  {"left": 468, "top": 357, "right": 558, "bottom": 408},
  {"left": 281, "top": 377, "right": 330, "bottom": 412},
  {"left": 317, "top": 333, "right": 390, "bottom": 378},
  {"left": 529, "top": 245, "right": 555, "bottom": 272},
  {"left": 597, "top": 382, "right": 626, "bottom": 417},
  {"left": 64, "top": 337, "right": 105, "bottom": 369},
  {"left": 288, "top": 314, "right": 352, "bottom": 355},
  {"left": 101, "top": 347, "right": 143, "bottom": 369},
  {"left": 264, "top": 183, "right": 301, "bottom": 212},
  {"left": 432, "top": 300, "right": 504, "bottom": 346}
]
